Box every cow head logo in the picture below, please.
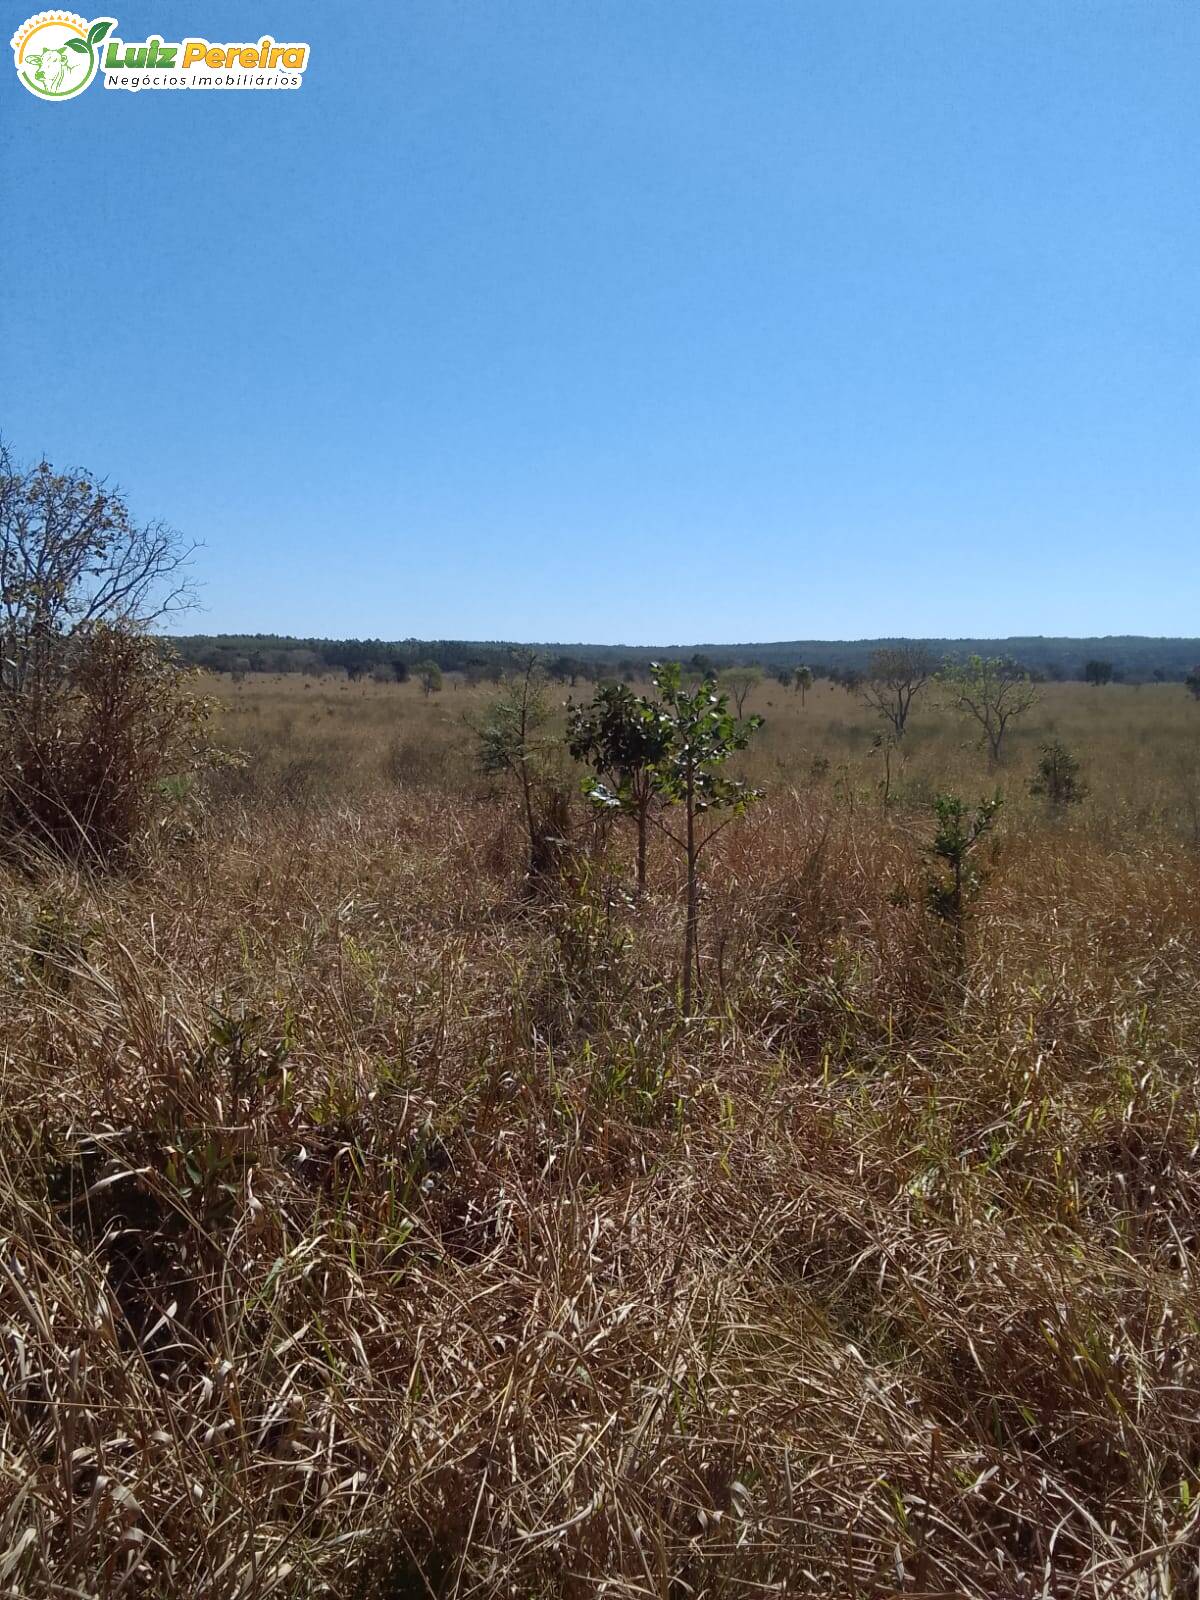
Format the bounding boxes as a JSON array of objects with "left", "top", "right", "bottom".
[{"left": 11, "top": 12, "right": 114, "bottom": 100}]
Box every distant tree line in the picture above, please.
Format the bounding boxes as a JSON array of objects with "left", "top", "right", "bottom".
[{"left": 169, "top": 632, "right": 1200, "bottom": 686}]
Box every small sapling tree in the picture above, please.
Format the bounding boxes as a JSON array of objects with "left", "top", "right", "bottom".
[
  {"left": 926, "top": 792, "right": 1001, "bottom": 972},
  {"left": 1029, "top": 741, "right": 1087, "bottom": 810},
  {"left": 648, "top": 662, "right": 763, "bottom": 1017},
  {"left": 567, "top": 681, "right": 671, "bottom": 896},
  {"left": 477, "top": 650, "right": 557, "bottom": 880},
  {"left": 941, "top": 654, "right": 1038, "bottom": 762},
  {"left": 794, "top": 665, "right": 813, "bottom": 705},
  {"left": 870, "top": 731, "right": 899, "bottom": 811}
]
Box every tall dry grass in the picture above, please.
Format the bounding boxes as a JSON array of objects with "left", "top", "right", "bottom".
[{"left": 2, "top": 673, "right": 1199, "bottom": 1596}]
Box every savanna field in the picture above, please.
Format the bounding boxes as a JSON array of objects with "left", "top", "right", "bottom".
[{"left": 5, "top": 668, "right": 1200, "bottom": 1598}]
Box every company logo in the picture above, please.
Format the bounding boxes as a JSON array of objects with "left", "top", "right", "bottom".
[
  {"left": 11, "top": 12, "right": 114, "bottom": 99},
  {"left": 10, "top": 13, "right": 310, "bottom": 96}
]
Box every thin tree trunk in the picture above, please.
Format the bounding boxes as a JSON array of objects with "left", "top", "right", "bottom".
[
  {"left": 682, "top": 770, "right": 698, "bottom": 1018},
  {"left": 636, "top": 801, "right": 648, "bottom": 897}
]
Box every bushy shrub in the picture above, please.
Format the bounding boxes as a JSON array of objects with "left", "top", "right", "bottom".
[
  {"left": 0, "top": 624, "right": 219, "bottom": 865},
  {"left": 1030, "top": 740, "right": 1088, "bottom": 808}
]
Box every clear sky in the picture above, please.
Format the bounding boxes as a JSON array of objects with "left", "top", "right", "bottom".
[{"left": 3, "top": 1, "right": 1197, "bottom": 643}]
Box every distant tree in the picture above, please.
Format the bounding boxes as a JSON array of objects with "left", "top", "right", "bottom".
[
  {"left": 794, "top": 665, "right": 813, "bottom": 706},
  {"left": 548, "top": 654, "right": 583, "bottom": 686},
  {"left": 1186, "top": 666, "right": 1200, "bottom": 701},
  {"left": 414, "top": 659, "right": 443, "bottom": 696},
  {"left": 568, "top": 681, "right": 672, "bottom": 895},
  {"left": 464, "top": 658, "right": 492, "bottom": 687},
  {"left": 718, "top": 664, "right": 763, "bottom": 717},
  {"left": 1029, "top": 741, "right": 1087, "bottom": 809},
  {"left": 860, "top": 646, "right": 936, "bottom": 738},
  {"left": 390, "top": 658, "right": 410, "bottom": 683},
  {"left": 686, "top": 652, "right": 715, "bottom": 682},
  {"left": 1084, "top": 659, "right": 1114, "bottom": 686},
  {"left": 941, "top": 655, "right": 1038, "bottom": 761},
  {"left": 649, "top": 663, "right": 763, "bottom": 1017}
]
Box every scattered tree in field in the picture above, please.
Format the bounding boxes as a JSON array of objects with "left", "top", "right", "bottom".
[
  {"left": 567, "top": 681, "right": 671, "bottom": 896},
  {"left": 718, "top": 664, "right": 762, "bottom": 717},
  {"left": 390, "top": 658, "right": 410, "bottom": 683},
  {"left": 1029, "top": 741, "right": 1087, "bottom": 809},
  {"left": 465, "top": 658, "right": 499, "bottom": 687},
  {"left": 648, "top": 662, "right": 763, "bottom": 1017},
  {"left": 926, "top": 792, "right": 1001, "bottom": 970},
  {"left": 477, "top": 651, "right": 557, "bottom": 879},
  {"left": 1187, "top": 666, "right": 1200, "bottom": 701},
  {"left": 0, "top": 441, "right": 196, "bottom": 702},
  {"left": 794, "top": 665, "right": 813, "bottom": 705},
  {"left": 941, "top": 654, "right": 1038, "bottom": 762},
  {"left": 1084, "top": 659, "right": 1114, "bottom": 686},
  {"left": 548, "top": 654, "right": 590, "bottom": 687},
  {"left": 860, "top": 646, "right": 935, "bottom": 738},
  {"left": 414, "top": 659, "right": 443, "bottom": 696}
]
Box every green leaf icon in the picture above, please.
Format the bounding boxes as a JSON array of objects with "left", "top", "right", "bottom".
[
  {"left": 65, "top": 37, "right": 89, "bottom": 52},
  {"left": 87, "top": 19, "right": 113, "bottom": 46}
]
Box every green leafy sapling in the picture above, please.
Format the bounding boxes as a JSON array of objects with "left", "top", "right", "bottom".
[
  {"left": 648, "top": 661, "right": 763, "bottom": 1017},
  {"left": 567, "top": 682, "right": 672, "bottom": 896},
  {"left": 926, "top": 792, "right": 1002, "bottom": 970},
  {"left": 1029, "top": 741, "right": 1087, "bottom": 810}
]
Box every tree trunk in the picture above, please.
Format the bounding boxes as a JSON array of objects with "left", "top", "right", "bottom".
[
  {"left": 636, "top": 801, "right": 648, "bottom": 898},
  {"left": 682, "top": 769, "right": 698, "bottom": 1018}
]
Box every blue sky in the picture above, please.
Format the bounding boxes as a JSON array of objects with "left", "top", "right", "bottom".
[{"left": 3, "top": 1, "right": 1197, "bottom": 643}]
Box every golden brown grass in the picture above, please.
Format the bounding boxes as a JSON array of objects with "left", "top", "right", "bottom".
[{"left": 2, "top": 673, "right": 1200, "bottom": 1597}]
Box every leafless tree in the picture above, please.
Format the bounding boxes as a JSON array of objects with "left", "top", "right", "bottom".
[
  {"left": 0, "top": 440, "right": 197, "bottom": 702},
  {"left": 860, "top": 645, "right": 935, "bottom": 738}
]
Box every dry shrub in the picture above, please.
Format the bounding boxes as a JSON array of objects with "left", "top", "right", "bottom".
[{"left": 0, "top": 625, "right": 217, "bottom": 866}]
